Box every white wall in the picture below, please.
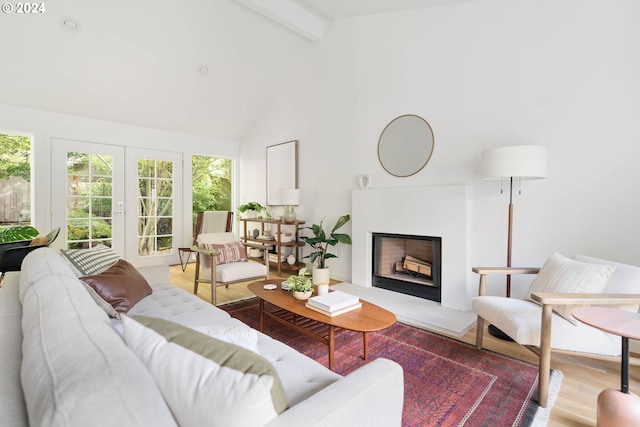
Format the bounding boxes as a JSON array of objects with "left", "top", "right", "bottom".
[
  {"left": 240, "top": 0, "right": 640, "bottom": 298},
  {"left": 0, "top": 103, "right": 240, "bottom": 251}
]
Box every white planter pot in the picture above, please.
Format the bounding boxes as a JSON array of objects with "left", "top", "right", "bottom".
[
  {"left": 244, "top": 210, "right": 257, "bottom": 219},
  {"left": 313, "top": 267, "right": 330, "bottom": 295}
]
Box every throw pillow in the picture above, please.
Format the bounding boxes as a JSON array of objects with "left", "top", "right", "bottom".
[
  {"left": 81, "top": 281, "right": 121, "bottom": 319},
  {"left": 193, "top": 323, "right": 260, "bottom": 354},
  {"left": 201, "top": 241, "right": 247, "bottom": 268},
  {"left": 527, "top": 252, "right": 616, "bottom": 324},
  {"left": 60, "top": 244, "right": 120, "bottom": 276},
  {"left": 81, "top": 259, "right": 152, "bottom": 313},
  {"left": 29, "top": 235, "right": 49, "bottom": 246},
  {"left": 122, "top": 315, "right": 288, "bottom": 427}
]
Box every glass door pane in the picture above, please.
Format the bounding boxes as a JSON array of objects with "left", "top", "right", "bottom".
[
  {"left": 66, "top": 152, "right": 114, "bottom": 249},
  {"left": 126, "top": 148, "right": 182, "bottom": 266},
  {"left": 51, "top": 139, "right": 125, "bottom": 255},
  {"left": 137, "top": 158, "right": 174, "bottom": 256}
]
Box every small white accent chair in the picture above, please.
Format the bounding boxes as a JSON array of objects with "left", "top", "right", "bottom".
[
  {"left": 191, "top": 232, "right": 270, "bottom": 306},
  {"left": 472, "top": 254, "right": 640, "bottom": 408}
]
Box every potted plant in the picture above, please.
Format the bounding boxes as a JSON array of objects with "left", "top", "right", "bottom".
[
  {"left": 301, "top": 215, "right": 352, "bottom": 291},
  {"left": 0, "top": 225, "right": 39, "bottom": 243},
  {"left": 238, "top": 201, "right": 264, "bottom": 219},
  {"left": 283, "top": 268, "right": 313, "bottom": 300}
]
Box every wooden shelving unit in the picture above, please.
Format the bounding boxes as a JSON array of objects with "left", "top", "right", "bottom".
[{"left": 239, "top": 218, "right": 305, "bottom": 276}]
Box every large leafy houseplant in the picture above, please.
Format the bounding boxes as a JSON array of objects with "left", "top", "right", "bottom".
[
  {"left": 0, "top": 225, "right": 39, "bottom": 243},
  {"left": 301, "top": 215, "right": 352, "bottom": 269}
]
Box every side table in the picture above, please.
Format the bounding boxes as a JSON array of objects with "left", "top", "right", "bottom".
[{"left": 572, "top": 306, "right": 640, "bottom": 427}]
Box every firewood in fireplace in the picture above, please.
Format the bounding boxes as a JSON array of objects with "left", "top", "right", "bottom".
[{"left": 394, "top": 255, "right": 432, "bottom": 278}]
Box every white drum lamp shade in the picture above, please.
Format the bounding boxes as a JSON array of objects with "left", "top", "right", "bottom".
[{"left": 481, "top": 145, "right": 547, "bottom": 180}]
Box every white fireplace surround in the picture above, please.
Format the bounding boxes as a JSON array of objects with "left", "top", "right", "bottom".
[{"left": 352, "top": 185, "right": 472, "bottom": 312}]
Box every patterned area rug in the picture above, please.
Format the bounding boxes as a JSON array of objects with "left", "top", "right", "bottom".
[{"left": 221, "top": 298, "right": 562, "bottom": 427}]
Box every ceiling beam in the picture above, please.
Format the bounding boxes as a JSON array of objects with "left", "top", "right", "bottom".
[{"left": 234, "top": 0, "right": 326, "bottom": 42}]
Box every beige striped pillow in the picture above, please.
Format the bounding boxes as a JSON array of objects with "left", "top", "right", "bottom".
[{"left": 528, "top": 252, "right": 615, "bottom": 324}]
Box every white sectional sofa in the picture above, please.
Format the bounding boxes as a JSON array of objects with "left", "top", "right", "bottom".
[{"left": 0, "top": 248, "right": 403, "bottom": 427}]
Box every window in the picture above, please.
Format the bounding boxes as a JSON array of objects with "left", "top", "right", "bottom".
[
  {"left": 0, "top": 133, "right": 32, "bottom": 226},
  {"left": 191, "top": 155, "right": 232, "bottom": 227}
]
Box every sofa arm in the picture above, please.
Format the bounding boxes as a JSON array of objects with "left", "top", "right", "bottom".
[{"left": 265, "top": 358, "right": 404, "bottom": 427}]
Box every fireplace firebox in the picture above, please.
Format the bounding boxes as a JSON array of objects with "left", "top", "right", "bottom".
[{"left": 372, "top": 233, "right": 442, "bottom": 303}]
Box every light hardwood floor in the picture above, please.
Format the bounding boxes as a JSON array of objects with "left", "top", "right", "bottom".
[{"left": 170, "top": 263, "right": 639, "bottom": 427}]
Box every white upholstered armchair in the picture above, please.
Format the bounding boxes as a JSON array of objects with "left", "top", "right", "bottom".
[
  {"left": 472, "top": 253, "right": 640, "bottom": 407},
  {"left": 192, "top": 232, "right": 271, "bottom": 306}
]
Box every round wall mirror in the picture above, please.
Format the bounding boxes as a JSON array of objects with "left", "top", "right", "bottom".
[{"left": 377, "top": 114, "right": 434, "bottom": 177}]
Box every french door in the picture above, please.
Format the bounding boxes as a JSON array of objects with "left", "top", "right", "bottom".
[
  {"left": 52, "top": 140, "right": 182, "bottom": 266},
  {"left": 125, "top": 148, "right": 183, "bottom": 267}
]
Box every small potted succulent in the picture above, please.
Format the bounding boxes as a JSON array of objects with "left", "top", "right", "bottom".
[
  {"left": 238, "top": 201, "right": 264, "bottom": 219},
  {"left": 283, "top": 268, "right": 313, "bottom": 300}
]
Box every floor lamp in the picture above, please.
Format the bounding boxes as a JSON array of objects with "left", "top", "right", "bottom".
[{"left": 481, "top": 145, "right": 547, "bottom": 338}]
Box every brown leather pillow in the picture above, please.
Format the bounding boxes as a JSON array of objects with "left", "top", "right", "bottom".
[{"left": 81, "top": 259, "right": 152, "bottom": 313}]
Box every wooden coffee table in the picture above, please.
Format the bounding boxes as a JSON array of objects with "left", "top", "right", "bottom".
[{"left": 248, "top": 280, "right": 396, "bottom": 370}]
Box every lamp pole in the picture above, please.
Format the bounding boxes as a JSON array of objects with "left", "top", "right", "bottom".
[{"left": 506, "top": 177, "right": 514, "bottom": 297}]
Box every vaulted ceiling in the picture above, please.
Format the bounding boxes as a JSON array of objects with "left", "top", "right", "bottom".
[{"left": 0, "top": 0, "right": 472, "bottom": 140}]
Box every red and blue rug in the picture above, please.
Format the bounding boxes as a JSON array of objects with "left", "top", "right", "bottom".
[{"left": 221, "top": 298, "right": 561, "bottom": 427}]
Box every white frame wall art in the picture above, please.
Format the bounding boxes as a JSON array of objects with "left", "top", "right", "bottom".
[{"left": 266, "top": 140, "right": 298, "bottom": 205}]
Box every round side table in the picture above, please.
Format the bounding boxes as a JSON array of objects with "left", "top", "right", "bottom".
[{"left": 572, "top": 306, "right": 640, "bottom": 427}]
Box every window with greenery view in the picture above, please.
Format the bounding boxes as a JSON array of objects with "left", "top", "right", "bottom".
[
  {"left": 137, "top": 159, "right": 174, "bottom": 256},
  {"left": 66, "top": 152, "right": 113, "bottom": 249},
  {"left": 0, "top": 133, "right": 32, "bottom": 226},
  {"left": 191, "top": 155, "right": 232, "bottom": 227}
]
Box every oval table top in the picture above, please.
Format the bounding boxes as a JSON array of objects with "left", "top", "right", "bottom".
[{"left": 248, "top": 280, "right": 396, "bottom": 333}]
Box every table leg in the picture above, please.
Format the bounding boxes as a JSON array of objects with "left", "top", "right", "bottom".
[
  {"left": 622, "top": 337, "right": 629, "bottom": 393},
  {"left": 328, "top": 325, "right": 335, "bottom": 371},
  {"left": 259, "top": 299, "right": 264, "bottom": 332},
  {"left": 363, "top": 332, "right": 369, "bottom": 361}
]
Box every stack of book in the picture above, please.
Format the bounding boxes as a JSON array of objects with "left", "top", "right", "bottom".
[
  {"left": 268, "top": 253, "right": 286, "bottom": 263},
  {"left": 305, "top": 291, "right": 361, "bottom": 317}
]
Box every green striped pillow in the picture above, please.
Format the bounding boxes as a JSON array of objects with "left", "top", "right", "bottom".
[{"left": 60, "top": 244, "right": 120, "bottom": 276}]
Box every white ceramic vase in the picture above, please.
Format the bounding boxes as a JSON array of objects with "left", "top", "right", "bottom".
[{"left": 312, "top": 267, "right": 330, "bottom": 295}]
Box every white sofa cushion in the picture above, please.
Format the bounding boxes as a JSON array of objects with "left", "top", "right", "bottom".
[
  {"left": 575, "top": 254, "right": 640, "bottom": 312},
  {"left": 20, "top": 262, "right": 177, "bottom": 427},
  {"left": 122, "top": 315, "right": 288, "bottom": 427},
  {"left": 193, "top": 323, "right": 260, "bottom": 353},
  {"left": 472, "top": 296, "right": 621, "bottom": 356},
  {"left": 128, "top": 280, "right": 231, "bottom": 327},
  {"left": 0, "top": 273, "right": 28, "bottom": 427},
  {"left": 527, "top": 252, "right": 615, "bottom": 324}
]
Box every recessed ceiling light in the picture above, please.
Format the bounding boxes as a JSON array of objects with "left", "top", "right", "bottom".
[
  {"left": 197, "top": 65, "right": 209, "bottom": 75},
  {"left": 59, "top": 17, "right": 80, "bottom": 33}
]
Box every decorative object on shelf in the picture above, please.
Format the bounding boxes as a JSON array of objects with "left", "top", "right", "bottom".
[
  {"left": 287, "top": 254, "right": 296, "bottom": 265},
  {"left": 283, "top": 268, "right": 313, "bottom": 300},
  {"left": 358, "top": 175, "right": 372, "bottom": 190},
  {"left": 378, "top": 114, "right": 434, "bottom": 177},
  {"left": 238, "top": 202, "right": 265, "bottom": 219},
  {"left": 252, "top": 228, "right": 259, "bottom": 238},
  {"left": 280, "top": 188, "right": 300, "bottom": 222},
  {"left": 480, "top": 145, "right": 547, "bottom": 298},
  {"left": 266, "top": 140, "right": 298, "bottom": 206},
  {"left": 301, "top": 215, "right": 352, "bottom": 289}
]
